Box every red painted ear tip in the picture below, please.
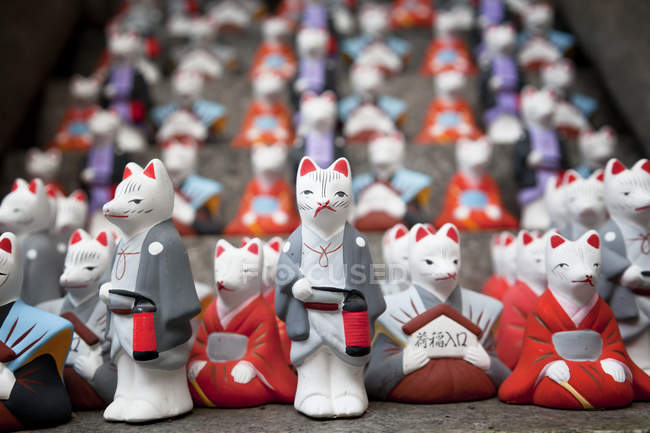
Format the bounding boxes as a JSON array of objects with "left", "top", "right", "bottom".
[
  {"left": 269, "top": 241, "right": 281, "bottom": 252},
  {"left": 216, "top": 245, "right": 225, "bottom": 258},
  {"left": 299, "top": 158, "right": 317, "bottom": 176},
  {"left": 0, "top": 237, "right": 12, "bottom": 254},
  {"left": 96, "top": 232, "right": 108, "bottom": 246},
  {"left": 596, "top": 172, "right": 604, "bottom": 182},
  {"left": 122, "top": 167, "right": 132, "bottom": 180},
  {"left": 143, "top": 162, "right": 156, "bottom": 179},
  {"left": 587, "top": 234, "right": 600, "bottom": 249},
  {"left": 45, "top": 185, "right": 58, "bottom": 198},
  {"left": 28, "top": 180, "right": 38, "bottom": 194},
  {"left": 566, "top": 173, "right": 577, "bottom": 184},
  {"left": 333, "top": 159, "right": 349, "bottom": 177},
  {"left": 446, "top": 227, "right": 459, "bottom": 243},
  {"left": 504, "top": 235, "right": 514, "bottom": 246},
  {"left": 522, "top": 232, "right": 533, "bottom": 245},
  {"left": 10, "top": 180, "right": 19, "bottom": 192},
  {"left": 550, "top": 235, "right": 565, "bottom": 248},
  {"left": 611, "top": 160, "right": 625, "bottom": 175},
  {"left": 426, "top": 224, "right": 436, "bottom": 235},
  {"left": 415, "top": 226, "right": 429, "bottom": 242},
  {"left": 70, "top": 230, "right": 83, "bottom": 245},
  {"left": 247, "top": 243, "right": 259, "bottom": 255},
  {"left": 395, "top": 227, "right": 407, "bottom": 239},
  {"left": 641, "top": 160, "right": 650, "bottom": 174}
]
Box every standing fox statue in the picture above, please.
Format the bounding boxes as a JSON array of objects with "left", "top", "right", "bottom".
[
  {"left": 100, "top": 159, "right": 201, "bottom": 422},
  {"left": 499, "top": 231, "right": 650, "bottom": 409},
  {"left": 365, "top": 223, "right": 509, "bottom": 403},
  {"left": 276, "top": 157, "right": 386, "bottom": 418}
]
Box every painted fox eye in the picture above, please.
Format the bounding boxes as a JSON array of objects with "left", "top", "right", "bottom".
[
  {"left": 623, "top": 192, "right": 630, "bottom": 196},
  {"left": 129, "top": 199, "right": 142, "bottom": 204},
  {"left": 425, "top": 259, "right": 433, "bottom": 265},
  {"left": 555, "top": 263, "right": 569, "bottom": 270},
  {"left": 335, "top": 191, "right": 347, "bottom": 198},
  {"left": 593, "top": 263, "right": 600, "bottom": 268},
  {"left": 85, "top": 266, "right": 96, "bottom": 271},
  {"left": 453, "top": 259, "right": 459, "bottom": 265},
  {"left": 302, "top": 190, "right": 313, "bottom": 195}
]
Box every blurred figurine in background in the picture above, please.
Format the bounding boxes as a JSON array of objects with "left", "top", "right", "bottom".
[
  {"left": 339, "top": 64, "right": 406, "bottom": 144},
  {"left": 152, "top": 70, "right": 227, "bottom": 138},
  {"left": 187, "top": 238, "right": 297, "bottom": 407},
  {"left": 99, "top": 32, "right": 152, "bottom": 129},
  {"left": 576, "top": 126, "right": 616, "bottom": 177},
  {"left": 514, "top": 86, "right": 568, "bottom": 230},
  {"left": 353, "top": 133, "right": 431, "bottom": 230},
  {"left": 225, "top": 145, "right": 299, "bottom": 236},
  {"left": 80, "top": 110, "right": 131, "bottom": 235},
  {"left": 420, "top": 10, "right": 475, "bottom": 77},
  {"left": 100, "top": 159, "right": 200, "bottom": 422},
  {"left": 366, "top": 223, "right": 509, "bottom": 403},
  {"left": 562, "top": 169, "right": 608, "bottom": 240},
  {"left": 543, "top": 172, "right": 570, "bottom": 234},
  {"left": 0, "top": 179, "right": 63, "bottom": 305},
  {"left": 291, "top": 23, "right": 336, "bottom": 108},
  {"left": 0, "top": 232, "right": 74, "bottom": 431},
  {"left": 159, "top": 118, "right": 223, "bottom": 235},
  {"left": 481, "top": 231, "right": 516, "bottom": 300},
  {"left": 50, "top": 75, "right": 101, "bottom": 152},
  {"left": 381, "top": 223, "right": 411, "bottom": 295},
  {"left": 435, "top": 136, "right": 517, "bottom": 230},
  {"left": 343, "top": 3, "right": 410, "bottom": 75},
  {"left": 249, "top": 17, "right": 297, "bottom": 81},
  {"left": 390, "top": 0, "right": 436, "bottom": 29},
  {"left": 496, "top": 230, "right": 545, "bottom": 369},
  {"left": 25, "top": 147, "right": 63, "bottom": 193},
  {"left": 38, "top": 229, "right": 117, "bottom": 410},
  {"left": 232, "top": 71, "right": 294, "bottom": 148},
  {"left": 416, "top": 71, "right": 480, "bottom": 145}
]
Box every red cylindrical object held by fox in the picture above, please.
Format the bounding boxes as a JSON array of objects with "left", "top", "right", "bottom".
[
  {"left": 133, "top": 311, "right": 158, "bottom": 360},
  {"left": 342, "top": 291, "right": 371, "bottom": 357}
]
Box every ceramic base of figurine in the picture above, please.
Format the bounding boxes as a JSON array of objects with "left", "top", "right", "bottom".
[
  {"left": 104, "top": 351, "right": 193, "bottom": 423},
  {"left": 294, "top": 346, "right": 367, "bottom": 419},
  {"left": 625, "top": 328, "right": 650, "bottom": 375},
  {"left": 520, "top": 198, "right": 550, "bottom": 230}
]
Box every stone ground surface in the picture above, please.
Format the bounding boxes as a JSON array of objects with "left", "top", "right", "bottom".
[{"left": 6, "top": 11, "right": 650, "bottom": 433}]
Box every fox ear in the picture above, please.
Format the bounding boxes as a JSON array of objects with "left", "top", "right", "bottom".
[
  {"left": 70, "top": 230, "right": 83, "bottom": 245},
  {"left": 71, "top": 189, "right": 87, "bottom": 202},
  {"left": 215, "top": 239, "right": 233, "bottom": 258},
  {"left": 143, "top": 161, "right": 156, "bottom": 179},
  {"left": 394, "top": 225, "right": 407, "bottom": 239},
  {"left": 28, "top": 179, "right": 41, "bottom": 194},
  {"left": 415, "top": 225, "right": 429, "bottom": 242},
  {"left": 438, "top": 224, "right": 458, "bottom": 244},
  {"left": 268, "top": 237, "right": 282, "bottom": 252},
  {"left": 96, "top": 231, "right": 108, "bottom": 247},
  {"left": 550, "top": 234, "right": 566, "bottom": 249},
  {"left": 522, "top": 231, "right": 534, "bottom": 245},
  {"left": 298, "top": 157, "right": 318, "bottom": 177},
  {"left": 582, "top": 231, "right": 600, "bottom": 249},
  {"left": 608, "top": 159, "right": 626, "bottom": 175},
  {"left": 331, "top": 158, "right": 350, "bottom": 178},
  {"left": 246, "top": 239, "right": 261, "bottom": 255},
  {"left": 0, "top": 236, "right": 12, "bottom": 254}
]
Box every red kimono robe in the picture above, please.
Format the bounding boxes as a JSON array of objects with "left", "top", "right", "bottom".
[
  {"left": 390, "top": 0, "right": 436, "bottom": 28},
  {"left": 481, "top": 275, "right": 510, "bottom": 301},
  {"left": 434, "top": 173, "right": 518, "bottom": 230},
  {"left": 415, "top": 99, "right": 480, "bottom": 145},
  {"left": 188, "top": 296, "right": 297, "bottom": 407},
  {"left": 224, "top": 177, "right": 300, "bottom": 237},
  {"left": 49, "top": 105, "right": 99, "bottom": 151},
  {"left": 248, "top": 42, "right": 297, "bottom": 81},
  {"left": 496, "top": 280, "right": 541, "bottom": 369},
  {"left": 420, "top": 37, "right": 476, "bottom": 76},
  {"left": 231, "top": 100, "right": 294, "bottom": 148},
  {"left": 499, "top": 290, "right": 650, "bottom": 409}
]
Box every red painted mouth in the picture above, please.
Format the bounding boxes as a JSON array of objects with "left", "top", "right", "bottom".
[
  {"left": 105, "top": 214, "right": 128, "bottom": 218},
  {"left": 435, "top": 273, "right": 457, "bottom": 281},
  {"left": 66, "top": 285, "right": 88, "bottom": 289},
  {"left": 217, "top": 281, "right": 234, "bottom": 292},
  {"left": 572, "top": 275, "right": 594, "bottom": 287},
  {"left": 314, "top": 200, "right": 336, "bottom": 218},
  {"left": 635, "top": 205, "right": 650, "bottom": 212}
]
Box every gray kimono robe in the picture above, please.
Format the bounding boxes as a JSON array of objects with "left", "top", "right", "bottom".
[
  {"left": 20, "top": 231, "right": 63, "bottom": 305},
  {"left": 106, "top": 219, "right": 201, "bottom": 369},
  {"left": 275, "top": 223, "right": 386, "bottom": 366}
]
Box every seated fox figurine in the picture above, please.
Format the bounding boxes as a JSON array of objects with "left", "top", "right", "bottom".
[
  {"left": 187, "top": 238, "right": 296, "bottom": 407},
  {"left": 562, "top": 169, "right": 608, "bottom": 240},
  {"left": 416, "top": 71, "right": 481, "bottom": 145},
  {"left": 366, "top": 223, "right": 509, "bottom": 403},
  {"left": 353, "top": 133, "right": 431, "bottom": 230},
  {"left": 481, "top": 231, "right": 517, "bottom": 300},
  {"left": 576, "top": 126, "right": 616, "bottom": 177},
  {"left": 0, "top": 178, "right": 63, "bottom": 305},
  {"left": 339, "top": 65, "right": 406, "bottom": 144},
  {"left": 0, "top": 232, "right": 74, "bottom": 431},
  {"left": 496, "top": 230, "right": 546, "bottom": 369},
  {"left": 225, "top": 145, "right": 300, "bottom": 236},
  {"left": 49, "top": 75, "right": 100, "bottom": 151},
  {"left": 389, "top": 0, "right": 435, "bottom": 28},
  {"left": 499, "top": 231, "right": 650, "bottom": 409},
  {"left": 381, "top": 224, "right": 411, "bottom": 295},
  {"left": 420, "top": 11, "right": 476, "bottom": 76},
  {"left": 249, "top": 17, "right": 296, "bottom": 81},
  {"left": 598, "top": 159, "right": 650, "bottom": 373},
  {"left": 232, "top": 71, "right": 294, "bottom": 148},
  {"left": 38, "top": 229, "right": 117, "bottom": 410},
  {"left": 435, "top": 136, "right": 517, "bottom": 230},
  {"left": 100, "top": 159, "right": 201, "bottom": 422}
]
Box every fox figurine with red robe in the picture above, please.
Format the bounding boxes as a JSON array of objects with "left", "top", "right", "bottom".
[
  {"left": 187, "top": 238, "right": 296, "bottom": 407},
  {"left": 435, "top": 136, "right": 517, "bottom": 230},
  {"left": 420, "top": 11, "right": 475, "bottom": 76},
  {"left": 499, "top": 231, "right": 650, "bottom": 409},
  {"left": 481, "top": 232, "right": 516, "bottom": 301},
  {"left": 496, "top": 230, "right": 546, "bottom": 369}
]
